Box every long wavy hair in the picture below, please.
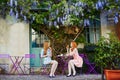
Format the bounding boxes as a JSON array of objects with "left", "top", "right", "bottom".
[
  {"left": 43, "top": 41, "right": 49, "bottom": 55},
  {"left": 71, "top": 41, "right": 77, "bottom": 51}
]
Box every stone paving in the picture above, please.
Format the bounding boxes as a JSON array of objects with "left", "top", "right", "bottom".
[{"left": 0, "top": 74, "right": 102, "bottom": 80}]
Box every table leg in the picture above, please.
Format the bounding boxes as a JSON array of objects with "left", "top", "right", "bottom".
[
  {"left": 9, "top": 56, "right": 24, "bottom": 74},
  {"left": 13, "top": 57, "right": 24, "bottom": 74}
]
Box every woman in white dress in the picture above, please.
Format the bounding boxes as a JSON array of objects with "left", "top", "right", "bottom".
[{"left": 41, "top": 41, "right": 58, "bottom": 78}]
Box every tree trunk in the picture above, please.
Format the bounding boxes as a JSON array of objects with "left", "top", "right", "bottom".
[
  {"left": 50, "top": 38, "right": 70, "bottom": 58},
  {"left": 38, "top": 25, "right": 83, "bottom": 59},
  {"left": 116, "top": 18, "right": 120, "bottom": 40}
]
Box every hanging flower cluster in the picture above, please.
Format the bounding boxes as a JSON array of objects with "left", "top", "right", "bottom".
[
  {"left": 0, "top": 0, "right": 120, "bottom": 26},
  {"left": 43, "top": 0, "right": 95, "bottom": 27},
  {"left": 0, "top": 0, "right": 37, "bottom": 23}
]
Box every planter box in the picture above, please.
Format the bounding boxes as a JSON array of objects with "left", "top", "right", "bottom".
[{"left": 104, "top": 69, "right": 120, "bottom": 80}]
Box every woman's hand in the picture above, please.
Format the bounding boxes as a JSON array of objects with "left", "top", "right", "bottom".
[
  {"left": 66, "top": 45, "right": 69, "bottom": 49},
  {"left": 47, "top": 54, "right": 52, "bottom": 57},
  {"left": 65, "top": 53, "right": 69, "bottom": 56},
  {"left": 42, "top": 55, "right": 47, "bottom": 57}
]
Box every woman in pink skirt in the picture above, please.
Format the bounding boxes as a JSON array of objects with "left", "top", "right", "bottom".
[{"left": 66, "top": 41, "right": 83, "bottom": 77}]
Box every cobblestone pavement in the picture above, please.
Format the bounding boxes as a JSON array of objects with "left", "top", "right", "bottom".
[{"left": 0, "top": 74, "right": 102, "bottom": 80}]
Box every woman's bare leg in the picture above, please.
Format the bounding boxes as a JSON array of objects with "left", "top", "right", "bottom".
[
  {"left": 70, "top": 60, "right": 76, "bottom": 75},
  {"left": 49, "top": 60, "right": 58, "bottom": 76},
  {"left": 67, "top": 60, "right": 72, "bottom": 75},
  {"left": 52, "top": 60, "right": 58, "bottom": 76}
]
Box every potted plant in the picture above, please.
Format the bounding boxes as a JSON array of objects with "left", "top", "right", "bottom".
[{"left": 94, "top": 33, "right": 120, "bottom": 80}]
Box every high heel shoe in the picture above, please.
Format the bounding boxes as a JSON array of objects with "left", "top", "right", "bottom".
[
  {"left": 52, "top": 75, "right": 55, "bottom": 78},
  {"left": 66, "top": 74, "right": 72, "bottom": 77},
  {"left": 49, "top": 76, "right": 53, "bottom": 78},
  {"left": 72, "top": 73, "right": 76, "bottom": 77},
  {"left": 49, "top": 76, "right": 55, "bottom": 78}
]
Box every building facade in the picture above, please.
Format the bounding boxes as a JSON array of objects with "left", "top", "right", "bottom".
[{"left": 0, "top": 11, "right": 117, "bottom": 74}]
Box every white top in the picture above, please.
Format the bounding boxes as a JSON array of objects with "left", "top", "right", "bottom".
[{"left": 41, "top": 48, "right": 52, "bottom": 64}]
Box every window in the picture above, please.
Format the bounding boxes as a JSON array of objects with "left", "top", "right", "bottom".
[
  {"left": 31, "top": 29, "right": 49, "bottom": 48},
  {"left": 107, "top": 14, "right": 115, "bottom": 26},
  {"left": 84, "top": 19, "right": 101, "bottom": 43}
]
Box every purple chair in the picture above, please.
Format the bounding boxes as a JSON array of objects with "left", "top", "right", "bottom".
[
  {"left": 0, "top": 54, "right": 9, "bottom": 58},
  {"left": 39, "top": 54, "right": 51, "bottom": 75},
  {"left": 79, "top": 53, "right": 97, "bottom": 74},
  {"left": 24, "top": 54, "right": 36, "bottom": 74},
  {"left": 0, "top": 54, "right": 10, "bottom": 74},
  {"left": 9, "top": 56, "right": 24, "bottom": 74}
]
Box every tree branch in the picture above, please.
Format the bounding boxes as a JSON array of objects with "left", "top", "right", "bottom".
[{"left": 73, "top": 27, "right": 84, "bottom": 41}]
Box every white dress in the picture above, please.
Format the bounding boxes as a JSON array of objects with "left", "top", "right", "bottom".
[{"left": 41, "top": 48, "right": 52, "bottom": 64}]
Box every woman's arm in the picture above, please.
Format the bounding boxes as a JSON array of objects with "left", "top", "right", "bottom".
[
  {"left": 66, "top": 45, "right": 69, "bottom": 54},
  {"left": 66, "top": 48, "right": 74, "bottom": 56},
  {"left": 69, "top": 48, "right": 78, "bottom": 55},
  {"left": 41, "top": 49, "right": 47, "bottom": 58},
  {"left": 65, "top": 45, "right": 70, "bottom": 56},
  {"left": 69, "top": 48, "right": 74, "bottom": 55},
  {"left": 47, "top": 47, "right": 52, "bottom": 57}
]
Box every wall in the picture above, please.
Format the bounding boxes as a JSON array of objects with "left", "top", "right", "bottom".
[
  {"left": 100, "top": 12, "right": 115, "bottom": 38},
  {"left": 7, "top": 22, "right": 29, "bottom": 56},
  {"left": 0, "top": 15, "right": 29, "bottom": 74}
]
